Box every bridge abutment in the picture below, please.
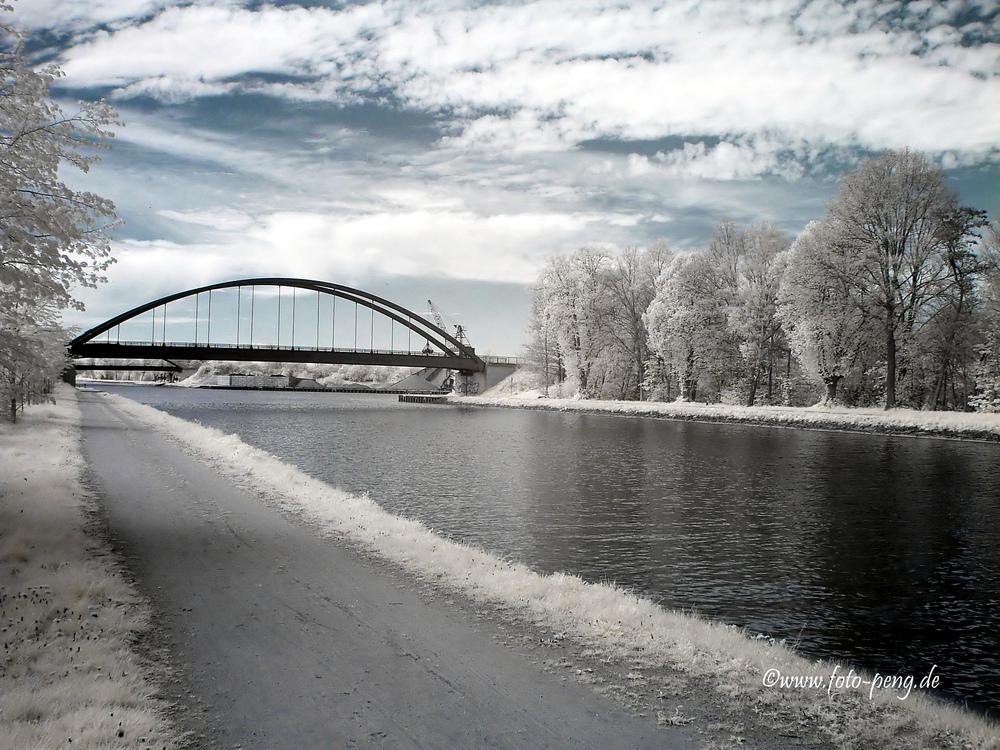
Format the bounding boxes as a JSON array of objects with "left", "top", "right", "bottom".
[{"left": 459, "top": 362, "right": 519, "bottom": 395}]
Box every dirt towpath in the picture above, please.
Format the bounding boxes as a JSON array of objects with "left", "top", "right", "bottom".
[{"left": 78, "top": 390, "right": 690, "bottom": 748}]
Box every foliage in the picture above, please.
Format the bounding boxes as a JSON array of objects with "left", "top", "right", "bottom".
[
  {"left": 529, "top": 150, "right": 994, "bottom": 412},
  {"left": 0, "top": 7, "right": 120, "bottom": 417},
  {"left": 0, "top": 290, "right": 66, "bottom": 416},
  {"left": 644, "top": 248, "right": 729, "bottom": 402},
  {"left": 971, "top": 219, "right": 1000, "bottom": 412},
  {"left": 777, "top": 221, "right": 879, "bottom": 405},
  {"left": 526, "top": 243, "right": 671, "bottom": 400},
  {"left": 809, "top": 149, "right": 986, "bottom": 409},
  {"left": 645, "top": 222, "right": 792, "bottom": 406},
  {"left": 602, "top": 242, "right": 672, "bottom": 399}
]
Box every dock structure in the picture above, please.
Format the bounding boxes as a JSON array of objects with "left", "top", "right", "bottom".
[{"left": 398, "top": 394, "right": 450, "bottom": 404}]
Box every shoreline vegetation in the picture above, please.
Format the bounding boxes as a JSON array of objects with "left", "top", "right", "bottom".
[
  {"left": 68, "top": 388, "right": 1000, "bottom": 750},
  {"left": 456, "top": 390, "right": 1000, "bottom": 442}
]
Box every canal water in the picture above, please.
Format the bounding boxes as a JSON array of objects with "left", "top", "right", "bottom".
[{"left": 95, "top": 385, "right": 1000, "bottom": 714}]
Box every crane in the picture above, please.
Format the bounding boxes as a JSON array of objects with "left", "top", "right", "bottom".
[
  {"left": 425, "top": 299, "right": 479, "bottom": 395},
  {"left": 427, "top": 300, "right": 470, "bottom": 348}
]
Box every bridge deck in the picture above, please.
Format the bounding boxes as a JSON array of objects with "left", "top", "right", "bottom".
[{"left": 72, "top": 341, "right": 486, "bottom": 372}]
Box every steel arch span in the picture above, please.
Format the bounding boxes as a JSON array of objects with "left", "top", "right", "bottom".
[{"left": 69, "top": 278, "right": 486, "bottom": 373}]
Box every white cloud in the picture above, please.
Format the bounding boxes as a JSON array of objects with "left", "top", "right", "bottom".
[
  {"left": 651, "top": 141, "right": 789, "bottom": 182},
  {"left": 51, "top": 2, "right": 394, "bottom": 98},
  {"left": 373, "top": 189, "right": 466, "bottom": 212},
  {"left": 70, "top": 237, "right": 250, "bottom": 322},
  {"left": 113, "top": 76, "right": 237, "bottom": 102},
  {"left": 11, "top": 0, "right": 196, "bottom": 32},
  {"left": 106, "top": 114, "right": 256, "bottom": 167},
  {"left": 42, "top": 0, "right": 998, "bottom": 178},
  {"left": 157, "top": 208, "right": 258, "bottom": 232},
  {"left": 247, "top": 209, "right": 598, "bottom": 284},
  {"left": 58, "top": 5, "right": 327, "bottom": 86},
  {"left": 71, "top": 204, "right": 619, "bottom": 327}
]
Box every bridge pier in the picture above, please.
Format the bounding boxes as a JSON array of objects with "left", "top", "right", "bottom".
[{"left": 458, "top": 361, "right": 519, "bottom": 395}]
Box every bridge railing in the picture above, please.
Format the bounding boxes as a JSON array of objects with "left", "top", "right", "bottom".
[
  {"left": 94, "top": 340, "right": 467, "bottom": 357},
  {"left": 82, "top": 339, "right": 523, "bottom": 361},
  {"left": 482, "top": 355, "right": 526, "bottom": 365}
]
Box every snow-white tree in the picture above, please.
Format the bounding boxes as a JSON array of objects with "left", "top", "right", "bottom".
[
  {"left": 646, "top": 222, "right": 792, "bottom": 405},
  {"left": 0, "top": 289, "right": 65, "bottom": 417},
  {"left": 777, "top": 221, "right": 876, "bottom": 404},
  {"left": 645, "top": 248, "right": 733, "bottom": 402},
  {"left": 971, "top": 218, "right": 1000, "bottom": 412},
  {"left": 523, "top": 277, "right": 565, "bottom": 395},
  {"left": 817, "top": 149, "right": 971, "bottom": 409},
  {"left": 601, "top": 241, "right": 672, "bottom": 400},
  {"left": 1, "top": 7, "right": 120, "bottom": 416},
  {"left": 528, "top": 246, "right": 614, "bottom": 397},
  {"left": 526, "top": 242, "right": 672, "bottom": 400},
  {"left": 916, "top": 206, "right": 989, "bottom": 410},
  {"left": 726, "top": 222, "right": 791, "bottom": 405}
]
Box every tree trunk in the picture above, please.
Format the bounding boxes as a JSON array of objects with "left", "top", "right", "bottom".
[
  {"left": 767, "top": 342, "right": 774, "bottom": 403},
  {"left": 683, "top": 348, "right": 696, "bottom": 401},
  {"left": 931, "top": 366, "right": 947, "bottom": 411},
  {"left": 746, "top": 366, "right": 760, "bottom": 407},
  {"left": 885, "top": 319, "right": 896, "bottom": 410},
  {"left": 824, "top": 375, "right": 841, "bottom": 404}
]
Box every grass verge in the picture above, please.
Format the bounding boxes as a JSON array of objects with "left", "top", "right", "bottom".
[{"left": 0, "top": 387, "right": 181, "bottom": 750}]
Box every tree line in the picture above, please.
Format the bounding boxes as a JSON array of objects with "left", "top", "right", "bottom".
[
  {"left": 526, "top": 149, "right": 1000, "bottom": 412},
  {"left": 1, "top": 8, "right": 119, "bottom": 419}
]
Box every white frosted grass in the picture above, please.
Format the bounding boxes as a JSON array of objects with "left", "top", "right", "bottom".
[
  {"left": 461, "top": 394, "right": 1000, "bottom": 440},
  {"left": 104, "top": 391, "right": 999, "bottom": 749},
  {"left": 0, "top": 389, "right": 180, "bottom": 750}
]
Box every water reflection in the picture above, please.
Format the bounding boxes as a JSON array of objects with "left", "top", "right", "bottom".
[{"left": 97, "top": 385, "right": 1000, "bottom": 713}]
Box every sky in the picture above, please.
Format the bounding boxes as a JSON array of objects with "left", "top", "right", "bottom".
[{"left": 9, "top": 0, "right": 1000, "bottom": 355}]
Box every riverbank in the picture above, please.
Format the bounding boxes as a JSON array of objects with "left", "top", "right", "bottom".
[
  {"left": 0, "top": 387, "right": 181, "bottom": 749},
  {"left": 455, "top": 393, "right": 1000, "bottom": 441},
  {"left": 95, "top": 388, "right": 999, "bottom": 749}
]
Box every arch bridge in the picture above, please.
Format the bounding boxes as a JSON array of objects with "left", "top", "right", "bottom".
[{"left": 69, "top": 278, "right": 487, "bottom": 379}]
